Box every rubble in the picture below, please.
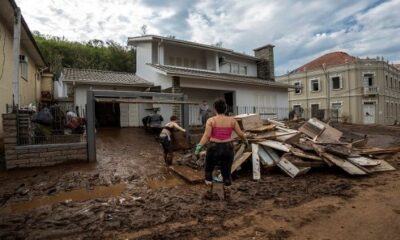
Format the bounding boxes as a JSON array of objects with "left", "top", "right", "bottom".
[{"left": 178, "top": 114, "right": 398, "bottom": 180}]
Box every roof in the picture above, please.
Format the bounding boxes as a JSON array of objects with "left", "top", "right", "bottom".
[
  {"left": 147, "top": 64, "right": 293, "bottom": 89},
  {"left": 293, "top": 51, "right": 355, "bottom": 73},
  {"left": 2, "top": 0, "right": 47, "bottom": 66},
  {"left": 128, "top": 35, "right": 259, "bottom": 61},
  {"left": 62, "top": 68, "right": 153, "bottom": 87},
  {"left": 394, "top": 64, "right": 400, "bottom": 70}
]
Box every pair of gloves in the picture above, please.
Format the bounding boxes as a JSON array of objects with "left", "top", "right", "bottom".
[{"left": 194, "top": 139, "right": 249, "bottom": 158}]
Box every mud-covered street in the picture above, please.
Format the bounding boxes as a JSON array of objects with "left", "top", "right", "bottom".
[{"left": 1, "top": 125, "right": 400, "bottom": 240}]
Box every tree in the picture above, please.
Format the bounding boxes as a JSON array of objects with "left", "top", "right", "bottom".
[{"left": 33, "top": 32, "right": 136, "bottom": 76}]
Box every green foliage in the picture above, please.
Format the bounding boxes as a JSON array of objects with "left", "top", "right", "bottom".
[{"left": 33, "top": 31, "right": 136, "bottom": 77}]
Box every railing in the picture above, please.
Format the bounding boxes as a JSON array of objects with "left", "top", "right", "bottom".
[{"left": 363, "top": 86, "right": 379, "bottom": 96}]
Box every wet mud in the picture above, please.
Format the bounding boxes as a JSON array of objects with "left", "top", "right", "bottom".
[{"left": 0, "top": 126, "right": 399, "bottom": 239}]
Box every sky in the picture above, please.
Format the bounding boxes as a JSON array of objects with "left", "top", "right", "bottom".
[{"left": 15, "top": 0, "right": 400, "bottom": 75}]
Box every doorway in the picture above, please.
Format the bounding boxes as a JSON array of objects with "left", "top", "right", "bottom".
[
  {"left": 95, "top": 102, "right": 120, "bottom": 127},
  {"left": 363, "top": 102, "right": 376, "bottom": 124},
  {"left": 224, "top": 92, "right": 234, "bottom": 115}
]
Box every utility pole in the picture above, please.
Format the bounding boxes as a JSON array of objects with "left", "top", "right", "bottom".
[
  {"left": 321, "top": 63, "right": 330, "bottom": 117},
  {"left": 12, "top": 7, "right": 21, "bottom": 109}
]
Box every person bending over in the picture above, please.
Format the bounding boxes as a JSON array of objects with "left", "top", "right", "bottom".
[
  {"left": 195, "top": 98, "right": 248, "bottom": 199},
  {"left": 159, "top": 115, "right": 186, "bottom": 166}
]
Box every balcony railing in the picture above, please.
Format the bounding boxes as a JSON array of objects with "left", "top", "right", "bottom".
[{"left": 363, "top": 86, "right": 379, "bottom": 96}]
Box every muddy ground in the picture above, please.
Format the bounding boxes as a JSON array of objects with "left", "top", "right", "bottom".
[{"left": 0, "top": 125, "right": 400, "bottom": 240}]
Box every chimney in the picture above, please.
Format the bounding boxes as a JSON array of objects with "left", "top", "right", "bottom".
[{"left": 253, "top": 44, "right": 275, "bottom": 81}]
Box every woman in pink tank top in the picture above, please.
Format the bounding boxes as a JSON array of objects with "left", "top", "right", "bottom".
[{"left": 195, "top": 98, "right": 248, "bottom": 199}]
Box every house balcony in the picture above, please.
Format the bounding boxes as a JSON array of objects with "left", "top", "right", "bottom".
[{"left": 363, "top": 86, "right": 379, "bottom": 96}]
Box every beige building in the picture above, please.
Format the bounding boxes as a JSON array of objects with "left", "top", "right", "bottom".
[
  {"left": 0, "top": 0, "right": 47, "bottom": 151},
  {"left": 276, "top": 52, "right": 400, "bottom": 125}
]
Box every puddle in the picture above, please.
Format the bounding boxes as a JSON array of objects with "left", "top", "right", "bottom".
[
  {"left": 0, "top": 183, "right": 126, "bottom": 215},
  {"left": 147, "top": 174, "right": 185, "bottom": 190}
]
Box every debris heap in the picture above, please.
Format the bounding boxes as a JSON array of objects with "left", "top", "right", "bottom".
[{"left": 176, "top": 114, "right": 397, "bottom": 182}]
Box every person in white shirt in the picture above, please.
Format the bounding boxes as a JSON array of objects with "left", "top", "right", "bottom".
[{"left": 159, "top": 115, "right": 186, "bottom": 165}]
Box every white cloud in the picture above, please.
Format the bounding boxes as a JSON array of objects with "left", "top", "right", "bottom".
[{"left": 16, "top": 0, "right": 400, "bottom": 75}]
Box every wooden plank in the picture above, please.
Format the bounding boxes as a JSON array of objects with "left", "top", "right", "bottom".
[
  {"left": 267, "top": 119, "right": 286, "bottom": 127},
  {"left": 234, "top": 144, "right": 245, "bottom": 161},
  {"left": 231, "top": 152, "right": 252, "bottom": 173},
  {"left": 365, "top": 160, "right": 396, "bottom": 172},
  {"left": 259, "top": 140, "right": 291, "bottom": 152},
  {"left": 284, "top": 154, "right": 326, "bottom": 168},
  {"left": 169, "top": 165, "right": 204, "bottom": 183},
  {"left": 234, "top": 114, "right": 263, "bottom": 130},
  {"left": 258, "top": 146, "right": 276, "bottom": 166},
  {"left": 320, "top": 151, "right": 367, "bottom": 175},
  {"left": 347, "top": 156, "right": 381, "bottom": 166},
  {"left": 251, "top": 144, "right": 261, "bottom": 180},
  {"left": 278, "top": 154, "right": 311, "bottom": 178},
  {"left": 290, "top": 147, "right": 323, "bottom": 161},
  {"left": 360, "top": 146, "right": 400, "bottom": 155},
  {"left": 299, "top": 118, "right": 343, "bottom": 143},
  {"left": 325, "top": 145, "right": 352, "bottom": 158},
  {"left": 248, "top": 124, "right": 276, "bottom": 132},
  {"left": 262, "top": 146, "right": 280, "bottom": 163}
]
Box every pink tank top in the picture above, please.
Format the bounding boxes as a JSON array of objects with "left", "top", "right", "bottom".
[{"left": 211, "top": 127, "right": 233, "bottom": 140}]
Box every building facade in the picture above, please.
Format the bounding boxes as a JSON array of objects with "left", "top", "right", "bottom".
[
  {"left": 128, "top": 35, "right": 291, "bottom": 125},
  {"left": 0, "top": 0, "right": 47, "bottom": 152},
  {"left": 276, "top": 52, "right": 400, "bottom": 125}
]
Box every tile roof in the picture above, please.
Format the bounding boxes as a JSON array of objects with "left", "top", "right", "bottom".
[
  {"left": 293, "top": 51, "right": 355, "bottom": 73},
  {"left": 62, "top": 68, "right": 153, "bottom": 87},
  {"left": 148, "top": 64, "right": 293, "bottom": 89}
]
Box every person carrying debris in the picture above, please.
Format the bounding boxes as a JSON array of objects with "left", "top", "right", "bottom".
[
  {"left": 195, "top": 98, "right": 248, "bottom": 199},
  {"left": 199, "top": 100, "right": 210, "bottom": 126},
  {"left": 159, "top": 115, "right": 186, "bottom": 166}
]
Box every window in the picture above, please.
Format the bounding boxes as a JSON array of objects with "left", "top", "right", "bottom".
[
  {"left": 311, "top": 104, "right": 319, "bottom": 118},
  {"left": 19, "top": 55, "right": 28, "bottom": 80},
  {"left": 363, "top": 73, "right": 374, "bottom": 87},
  {"left": 294, "top": 82, "right": 302, "bottom": 94},
  {"left": 386, "top": 102, "right": 389, "bottom": 117},
  {"left": 190, "top": 59, "right": 197, "bottom": 68},
  {"left": 391, "top": 77, "right": 393, "bottom": 88},
  {"left": 168, "top": 56, "right": 175, "bottom": 66},
  {"left": 331, "top": 76, "right": 342, "bottom": 90},
  {"left": 386, "top": 75, "right": 388, "bottom": 87},
  {"left": 240, "top": 66, "right": 247, "bottom": 75},
  {"left": 310, "top": 79, "right": 320, "bottom": 92},
  {"left": 230, "top": 63, "right": 239, "bottom": 74}
]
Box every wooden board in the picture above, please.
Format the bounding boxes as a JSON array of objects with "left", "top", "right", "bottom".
[
  {"left": 365, "top": 160, "right": 396, "bottom": 172},
  {"left": 290, "top": 147, "right": 323, "bottom": 161},
  {"left": 278, "top": 154, "right": 311, "bottom": 178},
  {"left": 360, "top": 146, "right": 400, "bottom": 155},
  {"left": 347, "top": 156, "right": 381, "bottom": 166},
  {"left": 231, "top": 152, "right": 252, "bottom": 173},
  {"left": 284, "top": 154, "right": 326, "bottom": 168},
  {"left": 169, "top": 165, "right": 204, "bottom": 183},
  {"left": 251, "top": 144, "right": 261, "bottom": 180},
  {"left": 171, "top": 131, "right": 191, "bottom": 150},
  {"left": 259, "top": 140, "right": 291, "bottom": 152},
  {"left": 299, "top": 118, "right": 343, "bottom": 143},
  {"left": 248, "top": 124, "right": 276, "bottom": 132},
  {"left": 234, "top": 144, "right": 245, "bottom": 161},
  {"left": 321, "top": 152, "right": 367, "bottom": 175},
  {"left": 234, "top": 114, "right": 263, "bottom": 130},
  {"left": 258, "top": 146, "right": 277, "bottom": 166}
]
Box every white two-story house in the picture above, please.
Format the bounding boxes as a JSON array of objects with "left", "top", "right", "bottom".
[{"left": 128, "top": 35, "right": 291, "bottom": 125}]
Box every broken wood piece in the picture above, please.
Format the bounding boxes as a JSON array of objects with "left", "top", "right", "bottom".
[
  {"left": 351, "top": 137, "right": 368, "bottom": 148},
  {"left": 284, "top": 154, "right": 326, "bottom": 168},
  {"left": 277, "top": 154, "right": 311, "bottom": 178},
  {"left": 299, "top": 118, "right": 343, "bottom": 143},
  {"left": 365, "top": 160, "right": 396, "bottom": 172},
  {"left": 360, "top": 146, "right": 400, "bottom": 155},
  {"left": 325, "top": 144, "right": 352, "bottom": 158},
  {"left": 251, "top": 144, "right": 261, "bottom": 180},
  {"left": 231, "top": 152, "right": 252, "bottom": 173},
  {"left": 315, "top": 149, "right": 367, "bottom": 175},
  {"left": 234, "top": 144, "right": 245, "bottom": 161},
  {"left": 248, "top": 124, "right": 276, "bottom": 132},
  {"left": 234, "top": 114, "right": 263, "bottom": 131},
  {"left": 259, "top": 140, "right": 291, "bottom": 152},
  {"left": 258, "top": 146, "right": 279, "bottom": 166},
  {"left": 267, "top": 119, "right": 286, "bottom": 127},
  {"left": 290, "top": 147, "right": 323, "bottom": 161},
  {"left": 347, "top": 156, "right": 381, "bottom": 166},
  {"left": 169, "top": 165, "right": 204, "bottom": 183}
]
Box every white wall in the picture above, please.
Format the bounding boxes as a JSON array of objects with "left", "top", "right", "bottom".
[
  {"left": 135, "top": 42, "right": 172, "bottom": 89},
  {"left": 163, "top": 43, "right": 206, "bottom": 69},
  {"left": 218, "top": 54, "right": 258, "bottom": 77}
]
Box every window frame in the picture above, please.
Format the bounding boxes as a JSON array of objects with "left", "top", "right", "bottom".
[
  {"left": 293, "top": 81, "right": 302, "bottom": 94},
  {"left": 330, "top": 75, "right": 342, "bottom": 90},
  {"left": 310, "top": 78, "right": 321, "bottom": 92}
]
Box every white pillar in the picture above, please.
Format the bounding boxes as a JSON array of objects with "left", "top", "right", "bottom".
[{"left": 12, "top": 7, "right": 21, "bottom": 107}]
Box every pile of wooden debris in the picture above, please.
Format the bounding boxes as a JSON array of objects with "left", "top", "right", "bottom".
[{"left": 174, "top": 114, "right": 397, "bottom": 182}]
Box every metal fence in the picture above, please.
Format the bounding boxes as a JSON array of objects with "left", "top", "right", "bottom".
[{"left": 188, "top": 104, "right": 339, "bottom": 126}]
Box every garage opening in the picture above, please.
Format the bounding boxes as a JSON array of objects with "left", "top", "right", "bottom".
[{"left": 95, "top": 102, "right": 120, "bottom": 127}]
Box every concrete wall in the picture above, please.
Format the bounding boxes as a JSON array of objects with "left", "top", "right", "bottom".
[
  {"left": 2, "top": 113, "right": 87, "bottom": 169},
  {"left": 0, "top": 20, "right": 43, "bottom": 152},
  {"left": 218, "top": 54, "right": 258, "bottom": 77},
  {"left": 277, "top": 60, "right": 400, "bottom": 124}
]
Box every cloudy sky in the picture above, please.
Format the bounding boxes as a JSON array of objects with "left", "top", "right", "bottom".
[{"left": 15, "top": 0, "right": 400, "bottom": 75}]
